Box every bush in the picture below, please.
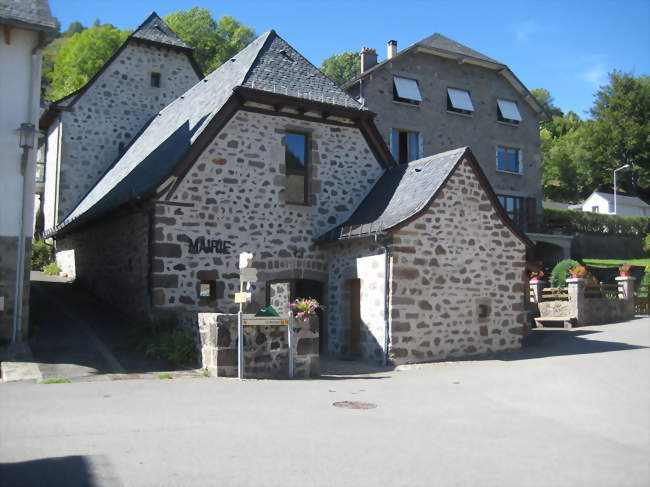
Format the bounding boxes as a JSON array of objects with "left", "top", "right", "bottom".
[
  {"left": 31, "top": 239, "right": 53, "bottom": 270},
  {"left": 644, "top": 234, "right": 650, "bottom": 253},
  {"left": 128, "top": 311, "right": 197, "bottom": 365},
  {"left": 43, "top": 262, "right": 61, "bottom": 276},
  {"left": 550, "top": 259, "right": 582, "bottom": 287},
  {"left": 544, "top": 208, "right": 650, "bottom": 236}
]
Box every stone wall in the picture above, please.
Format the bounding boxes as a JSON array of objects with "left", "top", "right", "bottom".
[
  {"left": 199, "top": 313, "right": 319, "bottom": 378},
  {"left": 326, "top": 240, "right": 387, "bottom": 362},
  {"left": 47, "top": 41, "right": 200, "bottom": 225},
  {"left": 388, "top": 158, "right": 527, "bottom": 364},
  {"left": 56, "top": 209, "right": 151, "bottom": 317},
  {"left": 0, "top": 236, "right": 31, "bottom": 343},
  {"left": 151, "top": 110, "right": 384, "bottom": 319}
]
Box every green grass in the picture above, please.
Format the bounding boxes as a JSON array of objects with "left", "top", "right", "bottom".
[
  {"left": 583, "top": 258, "right": 650, "bottom": 269},
  {"left": 157, "top": 373, "right": 173, "bottom": 380},
  {"left": 41, "top": 378, "right": 72, "bottom": 384}
]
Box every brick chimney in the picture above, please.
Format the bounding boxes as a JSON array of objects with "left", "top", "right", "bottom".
[
  {"left": 360, "top": 47, "right": 377, "bottom": 73},
  {"left": 387, "top": 40, "right": 397, "bottom": 59}
]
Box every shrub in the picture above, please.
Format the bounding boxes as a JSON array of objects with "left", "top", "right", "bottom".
[
  {"left": 128, "top": 311, "right": 197, "bottom": 365},
  {"left": 550, "top": 259, "right": 582, "bottom": 287},
  {"left": 31, "top": 239, "right": 53, "bottom": 270},
  {"left": 43, "top": 262, "right": 61, "bottom": 276},
  {"left": 544, "top": 208, "right": 650, "bottom": 236},
  {"left": 644, "top": 234, "right": 650, "bottom": 253}
]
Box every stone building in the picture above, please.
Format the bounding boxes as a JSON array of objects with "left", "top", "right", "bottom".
[
  {"left": 341, "top": 35, "right": 571, "bottom": 262},
  {"left": 39, "top": 12, "right": 202, "bottom": 237},
  {"left": 0, "top": 0, "right": 56, "bottom": 343},
  {"left": 44, "top": 30, "right": 530, "bottom": 365}
]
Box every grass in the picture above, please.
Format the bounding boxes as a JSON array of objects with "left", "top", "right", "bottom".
[
  {"left": 583, "top": 258, "right": 650, "bottom": 269},
  {"left": 41, "top": 378, "right": 71, "bottom": 384},
  {"left": 157, "top": 373, "right": 173, "bottom": 380}
]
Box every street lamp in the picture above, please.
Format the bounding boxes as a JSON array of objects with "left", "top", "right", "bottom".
[{"left": 613, "top": 164, "right": 631, "bottom": 215}]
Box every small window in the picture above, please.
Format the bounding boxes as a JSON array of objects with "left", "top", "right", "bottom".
[
  {"left": 150, "top": 72, "right": 161, "bottom": 88},
  {"left": 496, "top": 146, "right": 522, "bottom": 174},
  {"left": 390, "top": 129, "right": 420, "bottom": 164},
  {"left": 447, "top": 88, "right": 474, "bottom": 114},
  {"left": 497, "top": 99, "right": 522, "bottom": 124},
  {"left": 393, "top": 76, "right": 421, "bottom": 105},
  {"left": 199, "top": 281, "right": 216, "bottom": 299},
  {"left": 285, "top": 132, "right": 309, "bottom": 204},
  {"left": 498, "top": 195, "right": 525, "bottom": 228}
]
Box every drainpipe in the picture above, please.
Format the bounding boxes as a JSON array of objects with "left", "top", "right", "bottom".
[{"left": 12, "top": 37, "right": 45, "bottom": 343}]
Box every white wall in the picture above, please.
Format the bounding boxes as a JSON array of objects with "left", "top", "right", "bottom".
[
  {"left": 582, "top": 193, "right": 648, "bottom": 216},
  {"left": 0, "top": 27, "right": 40, "bottom": 238}
]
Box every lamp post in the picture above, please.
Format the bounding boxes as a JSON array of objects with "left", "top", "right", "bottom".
[{"left": 613, "top": 164, "right": 630, "bottom": 215}]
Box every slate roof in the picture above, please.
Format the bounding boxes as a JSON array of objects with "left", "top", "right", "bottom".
[
  {"left": 131, "top": 12, "right": 190, "bottom": 49},
  {"left": 0, "top": 0, "right": 57, "bottom": 32},
  {"left": 418, "top": 33, "right": 500, "bottom": 64},
  {"left": 45, "top": 30, "right": 366, "bottom": 237},
  {"left": 318, "top": 148, "right": 469, "bottom": 241},
  {"left": 589, "top": 192, "right": 650, "bottom": 208}
]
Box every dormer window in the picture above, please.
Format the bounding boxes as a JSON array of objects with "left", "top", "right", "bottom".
[
  {"left": 497, "top": 99, "right": 522, "bottom": 124},
  {"left": 150, "top": 72, "right": 161, "bottom": 88},
  {"left": 447, "top": 88, "right": 474, "bottom": 115},
  {"left": 393, "top": 76, "right": 421, "bottom": 105}
]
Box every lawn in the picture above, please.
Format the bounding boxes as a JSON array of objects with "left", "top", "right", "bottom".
[{"left": 583, "top": 258, "right": 650, "bottom": 269}]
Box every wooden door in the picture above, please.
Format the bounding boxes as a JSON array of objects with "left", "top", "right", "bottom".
[{"left": 349, "top": 279, "right": 361, "bottom": 357}]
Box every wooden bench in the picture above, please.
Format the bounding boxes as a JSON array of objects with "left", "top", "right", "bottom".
[{"left": 534, "top": 316, "right": 577, "bottom": 330}]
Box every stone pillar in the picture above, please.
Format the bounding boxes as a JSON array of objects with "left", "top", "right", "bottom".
[
  {"left": 529, "top": 279, "right": 547, "bottom": 304},
  {"left": 566, "top": 278, "right": 585, "bottom": 327},
  {"left": 615, "top": 276, "right": 636, "bottom": 320}
]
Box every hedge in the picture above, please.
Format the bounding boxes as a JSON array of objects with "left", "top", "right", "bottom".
[{"left": 544, "top": 208, "right": 650, "bottom": 236}]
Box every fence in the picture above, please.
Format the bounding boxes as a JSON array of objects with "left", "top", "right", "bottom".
[{"left": 636, "top": 284, "right": 649, "bottom": 315}]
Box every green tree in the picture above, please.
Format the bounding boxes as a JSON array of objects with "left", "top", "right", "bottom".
[
  {"left": 531, "top": 88, "right": 564, "bottom": 120},
  {"left": 164, "top": 8, "right": 255, "bottom": 74},
  {"left": 63, "top": 21, "right": 85, "bottom": 37},
  {"left": 47, "top": 24, "right": 130, "bottom": 100},
  {"left": 320, "top": 51, "right": 359, "bottom": 86}
]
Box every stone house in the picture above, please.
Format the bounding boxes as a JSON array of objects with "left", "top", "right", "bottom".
[
  {"left": 0, "top": 0, "right": 56, "bottom": 343},
  {"left": 44, "top": 29, "right": 530, "bottom": 365},
  {"left": 341, "top": 35, "right": 572, "bottom": 261},
  {"left": 39, "top": 12, "right": 202, "bottom": 242}
]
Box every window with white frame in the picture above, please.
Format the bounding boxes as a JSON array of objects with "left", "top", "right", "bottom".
[
  {"left": 392, "top": 76, "right": 422, "bottom": 105},
  {"left": 496, "top": 146, "right": 522, "bottom": 174},
  {"left": 391, "top": 129, "right": 420, "bottom": 164},
  {"left": 447, "top": 87, "right": 474, "bottom": 115},
  {"left": 497, "top": 98, "right": 522, "bottom": 124}
]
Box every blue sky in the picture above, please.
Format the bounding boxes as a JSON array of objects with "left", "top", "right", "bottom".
[{"left": 50, "top": 0, "right": 649, "bottom": 118}]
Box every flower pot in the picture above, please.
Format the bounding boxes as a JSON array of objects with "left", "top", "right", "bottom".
[
  {"left": 571, "top": 274, "right": 582, "bottom": 278},
  {"left": 620, "top": 271, "right": 630, "bottom": 277}
]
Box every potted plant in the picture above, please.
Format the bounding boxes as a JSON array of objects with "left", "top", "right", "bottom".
[
  {"left": 290, "top": 297, "right": 324, "bottom": 323},
  {"left": 618, "top": 264, "right": 631, "bottom": 277},
  {"left": 568, "top": 265, "right": 587, "bottom": 279},
  {"left": 529, "top": 270, "right": 544, "bottom": 282}
]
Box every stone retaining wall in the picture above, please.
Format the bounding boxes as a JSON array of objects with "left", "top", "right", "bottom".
[{"left": 199, "top": 313, "right": 319, "bottom": 378}]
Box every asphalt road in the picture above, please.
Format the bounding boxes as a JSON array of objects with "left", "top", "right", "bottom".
[{"left": 1, "top": 317, "right": 649, "bottom": 487}]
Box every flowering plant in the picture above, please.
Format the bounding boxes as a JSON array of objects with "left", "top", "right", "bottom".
[
  {"left": 290, "top": 297, "right": 324, "bottom": 322},
  {"left": 529, "top": 270, "right": 545, "bottom": 281},
  {"left": 568, "top": 265, "right": 587, "bottom": 278},
  {"left": 618, "top": 264, "right": 631, "bottom": 273}
]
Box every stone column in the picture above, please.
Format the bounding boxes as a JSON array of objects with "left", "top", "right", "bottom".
[
  {"left": 566, "top": 278, "right": 585, "bottom": 327},
  {"left": 529, "top": 279, "right": 547, "bottom": 304},
  {"left": 615, "top": 276, "right": 636, "bottom": 320}
]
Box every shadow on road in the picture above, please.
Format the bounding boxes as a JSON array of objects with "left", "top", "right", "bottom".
[{"left": 0, "top": 455, "right": 100, "bottom": 487}]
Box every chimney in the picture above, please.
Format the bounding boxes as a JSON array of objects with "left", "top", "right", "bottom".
[
  {"left": 387, "top": 40, "right": 397, "bottom": 59},
  {"left": 360, "top": 47, "right": 377, "bottom": 73}
]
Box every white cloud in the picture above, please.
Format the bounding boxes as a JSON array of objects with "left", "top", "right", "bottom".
[
  {"left": 515, "top": 21, "right": 542, "bottom": 42},
  {"left": 581, "top": 63, "right": 607, "bottom": 88}
]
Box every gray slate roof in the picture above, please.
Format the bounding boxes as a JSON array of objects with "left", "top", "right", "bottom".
[
  {"left": 131, "top": 12, "right": 190, "bottom": 49},
  {"left": 0, "top": 0, "right": 56, "bottom": 32},
  {"left": 418, "top": 33, "right": 500, "bottom": 64},
  {"left": 47, "top": 30, "right": 363, "bottom": 237},
  {"left": 319, "top": 147, "right": 469, "bottom": 241}
]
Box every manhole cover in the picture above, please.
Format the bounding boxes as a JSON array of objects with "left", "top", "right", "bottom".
[{"left": 333, "top": 401, "right": 377, "bottom": 410}]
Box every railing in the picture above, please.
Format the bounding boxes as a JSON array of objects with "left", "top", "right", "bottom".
[
  {"left": 540, "top": 287, "right": 568, "bottom": 300},
  {"left": 248, "top": 81, "right": 362, "bottom": 109},
  {"left": 636, "top": 284, "right": 649, "bottom": 315},
  {"left": 585, "top": 283, "right": 619, "bottom": 299}
]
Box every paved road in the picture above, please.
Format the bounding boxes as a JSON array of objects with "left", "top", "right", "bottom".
[{"left": 1, "top": 318, "right": 648, "bottom": 487}]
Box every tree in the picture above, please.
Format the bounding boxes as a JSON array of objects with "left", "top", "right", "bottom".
[
  {"left": 530, "top": 88, "right": 563, "bottom": 119},
  {"left": 63, "top": 21, "right": 85, "bottom": 37},
  {"left": 320, "top": 51, "right": 359, "bottom": 86},
  {"left": 164, "top": 8, "right": 255, "bottom": 74},
  {"left": 47, "top": 24, "right": 130, "bottom": 101}
]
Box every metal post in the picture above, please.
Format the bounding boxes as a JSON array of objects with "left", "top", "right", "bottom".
[
  {"left": 288, "top": 311, "right": 294, "bottom": 378},
  {"left": 237, "top": 282, "right": 244, "bottom": 380},
  {"left": 613, "top": 164, "right": 630, "bottom": 215}
]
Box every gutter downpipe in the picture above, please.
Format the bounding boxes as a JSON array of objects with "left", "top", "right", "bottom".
[
  {"left": 12, "top": 37, "right": 45, "bottom": 343},
  {"left": 375, "top": 232, "right": 391, "bottom": 365}
]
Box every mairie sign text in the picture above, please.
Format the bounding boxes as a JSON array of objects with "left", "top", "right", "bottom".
[{"left": 181, "top": 235, "right": 233, "bottom": 254}]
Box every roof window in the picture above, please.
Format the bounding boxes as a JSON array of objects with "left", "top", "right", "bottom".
[
  {"left": 393, "top": 76, "right": 422, "bottom": 105},
  {"left": 497, "top": 99, "right": 522, "bottom": 124},
  {"left": 447, "top": 88, "right": 474, "bottom": 114}
]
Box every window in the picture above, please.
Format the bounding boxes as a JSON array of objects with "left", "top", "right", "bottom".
[
  {"left": 285, "top": 132, "right": 309, "bottom": 204},
  {"left": 447, "top": 88, "right": 474, "bottom": 114},
  {"left": 498, "top": 195, "right": 525, "bottom": 228},
  {"left": 150, "top": 72, "right": 161, "bottom": 88},
  {"left": 591, "top": 205, "right": 599, "bottom": 213},
  {"left": 199, "top": 281, "right": 216, "bottom": 299},
  {"left": 393, "top": 76, "right": 422, "bottom": 105},
  {"left": 390, "top": 129, "right": 420, "bottom": 164},
  {"left": 497, "top": 98, "right": 522, "bottom": 124},
  {"left": 496, "top": 146, "right": 522, "bottom": 174}
]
